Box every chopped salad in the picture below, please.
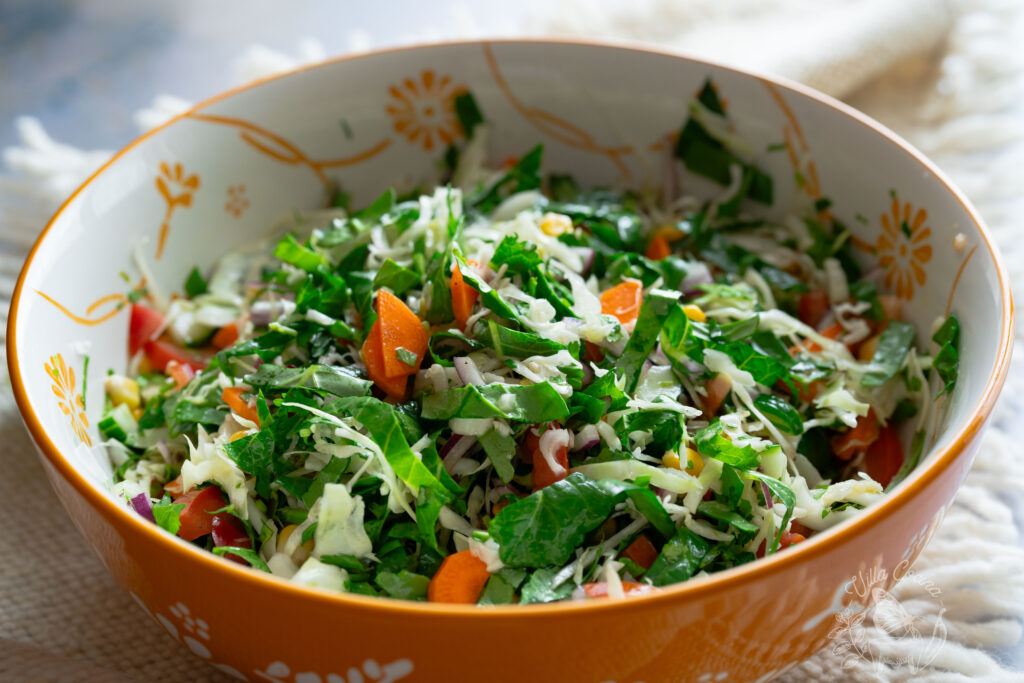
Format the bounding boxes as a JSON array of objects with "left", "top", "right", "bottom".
[{"left": 103, "top": 82, "right": 960, "bottom": 604}]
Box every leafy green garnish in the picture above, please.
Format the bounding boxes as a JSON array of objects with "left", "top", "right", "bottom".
[
  {"left": 489, "top": 473, "right": 616, "bottom": 567},
  {"left": 212, "top": 546, "right": 271, "bottom": 572},
  {"left": 420, "top": 382, "right": 570, "bottom": 423},
  {"left": 861, "top": 321, "right": 916, "bottom": 387},
  {"left": 753, "top": 394, "right": 804, "bottom": 435},
  {"left": 184, "top": 267, "right": 208, "bottom": 298},
  {"left": 151, "top": 497, "right": 184, "bottom": 535},
  {"left": 931, "top": 314, "right": 960, "bottom": 396},
  {"left": 645, "top": 527, "right": 710, "bottom": 586}
]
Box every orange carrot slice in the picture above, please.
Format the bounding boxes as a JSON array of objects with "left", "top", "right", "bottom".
[
  {"left": 644, "top": 234, "right": 672, "bottom": 261},
  {"left": 702, "top": 373, "right": 731, "bottom": 418},
  {"left": 377, "top": 290, "right": 429, "bottom": 379},
  {"left": 830, "top": 409, "right": 880, "bottom": 460},
  {"left": 427, "top": 550, "right": 491, "bottom": 604},
  {"left": 361, "top": 318, "right": 409, "bottom": 400},
  {"left": 620, "top": 536, "right": 658, "bottom": 570},
  {"left": 212, "top": 321, "right": 240, "bottom": 349},
  {"left": 222, "top": 387, "right": 260, "bottom": 425},
  {"left": 600, "top": 281, "right": 642, "bottom": 325},
  {"left": 451, "top": 264, "right": 479, "bottom": 332}
]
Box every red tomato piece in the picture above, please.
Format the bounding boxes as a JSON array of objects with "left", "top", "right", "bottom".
[
  {"left": 621, "top": 536, "right": 659, "bottom": 570},
  {"left": 864, "top": 424, "right": 904, "bottom": 488},
  {"left": 211, "top": 513, "right": 252, "bottom": 564},
  {"left": 581, "top": 582, "right": 655, "bottom": 598},
  {"left": 129, "top": 303, "right": 165, "bottom": 356},
  {"left": 176, "top": 486, "right": 228, "bottom": 541},
  {"left": 143, "top": 339, "right": 208, "bottom": 374},
  {"left": 798, "top": 291, "right": 830, "bottom": 328}
]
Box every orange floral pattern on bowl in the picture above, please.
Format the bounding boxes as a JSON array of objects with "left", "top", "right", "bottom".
[
  {"left": 155, "top": 161, "right": 201, "bottom": 259},
  {"left": 386, "top": 69, "right": 464, "bottom": 151},
  {"left": 44, "top": 354, "right": 91, "bottom": 446},
  {"left": 225, "top": 184, "right": 249, "bottom": 218},
  {"left": 877, "top": 195, "right": 933, "bottom": 300}
]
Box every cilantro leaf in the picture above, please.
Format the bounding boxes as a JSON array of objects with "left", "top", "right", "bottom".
[
  {"left": 931, "top": 314, "right": 960, "bottom": 396},
  {"left": 184, "top": 267, "right": 208, "bottom": 298}
]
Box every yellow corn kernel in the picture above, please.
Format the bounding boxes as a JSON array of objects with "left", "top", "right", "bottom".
[
  {"left": 683, "top": 304, "right": 706, "bottom": 323},
  {"left": 654, "top": 225, "right": 686, "bottom": 243},
  {"left": 858, "top": 334, "right": 881, "bottom": 363},
  {"left": 277, "top": 523, "right": 314, "bottom": 563},
  {"left": 104, "top": 375, "right": 140, "bottom": 409},
  {"left": 540, "top": 212, "right": 573, "bottom": 236},
  {"left": 230, "top": 430, "right": 250, "bottom": 442},
  {"left": 684, "top": 447, "right": 704, "bottom": 477},
  {"left": 662, "top": 452, "right": 682, "bottom": 470},
  {"left": 132, "top": 407, "right": 144, "bottom": 421}
]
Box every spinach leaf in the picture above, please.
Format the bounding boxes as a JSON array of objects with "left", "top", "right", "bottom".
[
  {"left": 373, "top": 259, "right": 420, "bottom": 296},
  {"left": 616, "top": 290, "right": 681, "bottom": 391},
  {"left": 519, "top": 567, "right": 574, "bottom": 604},
  {"left": 478, "top": 428, "right": 516, "bottom": 483},
  {"left": 245, "top": 364, "right": 371, "bottom": 397},
  {"left": 453, "top": 91, "right": 484, "bottom": 139},
  {"left": 274, "top": 233, "right": 325, "bottom": 272},
  {"left": 420, "top": 382, "right": 570, "bottom": 423},
  {"left": 753, "top": 394, "right": 804, "bottom": 435},
  {"left": 300, "top": 456, "right": 349, "bottom": 508},
  {"left": 211, "top": 546, "right": 270, "bottom": 572},
  {"left": 452, "top": 251, "right": 521, "bottom": 323},
  {"left": 861, "top": 321, "right": 916, "bottom": 387},
  {"left": 796, "top": 427, "right": 839, "bottom": 481},
  {"left": 223, "top": 429, "right": 277, "bottom": 498},
  {"left": 697, "top": 500, "right": 758, "bottom": 534},
  {"left": 644, "top": 527, "right": 710, "bottom": 586},
  {"left": 849, "top": 280, "right": 883, "bottom": 321},
  {"left": 473, "top": 319, "right": 566, "bottom": 359},
  {"left": 694, "top": 420, "right": 768, "bottom": 469},
  {"left": 478, "top": 572, "right": 518, "bottom": 605},
  {"left": 375, "top": 570, "right": 431, "bottom": 600},
  {"left": 422, "top": 250, "right": 454, "bottom": 325},
  {"left": 489, "top": 473, "right": 615, "bottom": 567},
  {"left": 467, "top": 145, "right": 544, "bottom": 213},
  {"left": 325, "top": 397, "right": 449, "bottom": 496},
  {"left": 415, "top": 486, "right": 445, "bottom": 552},
  {"left": 932, "top": 314, "right": 960, "bottom": 396},
  {"left": 491, "top": 235, "right": 542, "bottom": 275},
  {"left": 184, "top": 267, "right": 208, "bottom": 298},
  {"left": 596, "top": 479, "right": 676, "bottom": 539}
]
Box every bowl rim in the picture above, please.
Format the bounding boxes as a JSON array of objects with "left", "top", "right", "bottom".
[{"left": 6, "top": 37, "right": 1014, "bottom": 619}]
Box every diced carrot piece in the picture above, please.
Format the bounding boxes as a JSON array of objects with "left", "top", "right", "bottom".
[
  {"left": 164, "top": 475, "right": 184, "bottom": 500},
  {"left": 645, "top": 234, "right": 672, "bottom": 261},
  {"left": 621, "top": 536, "right": 658, "bottom": 570},
  {"left": 864, "top": 424, "right": 903, "bottom": 487},
  {"left": 831, "top": 409, "right": 880, "bottom": 460},
  {"left": 524, "top": 426, "right": 569, "bottom": 492},
  {"left": 212, "top": 321, "right": 240, "bottom": 349},
  {"left": 790, "top": 521, "right": 814, "bottom": 537},
  {"left": 450, "top": 264, "right": 479, "bottom": 332},
  {"left": 428, "top": 550, "right": 491, "bottom": 604},
  {"left": 791, "top": 322, "right": 844, "bottom": 355},
  {"left": 377, "top": 289, "right": 429, "bottom": 378},
  {"left": 361, "top": 319, "right": 409, "bottom": 400},
  {"left": 799, "top": 291, "right": 830, "bottom": 328},
  {"left": 702, "top": 373, "right": 731, "bottom": 418},
  {"left": 779, "top": 531, "right": 806, "bottom": 549},
  {"left": 222, "top": 386, "right": 260, "bottom": 426},
  {"left": 166, "top": 360, "right": 194, "bottom": 390},
  {"left": 581, "top": 582, "right": 655, "bottom": 598},
  {"left": 600, "top": 281, "right": 642, "bottom": 325}
]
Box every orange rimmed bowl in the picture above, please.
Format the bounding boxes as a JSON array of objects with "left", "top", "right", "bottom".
[{"left": 6, "top": 40, "right": 1013, "bottom": 682}]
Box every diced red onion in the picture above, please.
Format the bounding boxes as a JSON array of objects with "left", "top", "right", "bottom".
[
  {"left": 441, "top": 434, "right": 477, "bottom": 473},
  {"left": 581, "top": 362, "right": 595, "bottom": 389},
  {"left": 651, "top": 344, "right": 671, "bottom": 367},
  {"left": 573, "top": 424, "right": 600, "bottom": 451},
  {"left": 539, "top": 428, "right": 571, "bottom": 476},
  {"left": 155, "top": 439, "right": 172, "bottom": 464},
  {"left": 573, "top": 247, "right": 596, "bottom": 277},
  {"left": 760, "top": 482, "right": 772, "bottom": 506},
  {"left": 680, "top": 262, "right": 712, "bottom": 292},
  {"left": 454, "top": 356, "right": 484, "bottom": 386},
  {"left": 130, "top": 493, "right": 155, "bottom": 523}
]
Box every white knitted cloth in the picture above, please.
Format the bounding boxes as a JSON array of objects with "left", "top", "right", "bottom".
[{"left": 1, "top": 1, "right": 1022, "bottom": 680}]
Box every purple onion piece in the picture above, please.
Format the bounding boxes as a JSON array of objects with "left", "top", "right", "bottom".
[
  {"left": 581, "top": 362, "right": 595, "bottom": 389},
  {"left": 652, "top": 486, "right": 670, "bottom": 499},
  {"left": 453, "top": 356, "right": 484, "bottom": 386},
  {"left": 441, "top": 434, "right": 477, "bottom": 473},
  {"left": 572, "top": 424, "right": 600, "bottom": 452},
  {"left": 577, "top": 248, "right": 596, "bottom": 277},
  {"left": 680, "top": 263, "right": 712, "bottom": 292},
  {"left": 760, "top": 482, "right": 773, "bottom": 507},
  {"left": 130, "top": 493, "right": 155, "bottom": 523}
]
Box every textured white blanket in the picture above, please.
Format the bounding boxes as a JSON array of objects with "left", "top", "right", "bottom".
[{"left": 1, "top": 0, "right": 1021, "bottom": 680}]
